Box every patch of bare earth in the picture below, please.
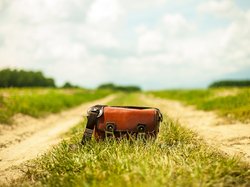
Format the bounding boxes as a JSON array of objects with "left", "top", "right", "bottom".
[
  {"left": 141, "top": 94, "right": 250, "bottom": 164},
  {"left": 0, "top": 95, "right": 116, "bottom": 183},
  {"left": 213, "top": 88, "right": 240, "bottom": 97}
]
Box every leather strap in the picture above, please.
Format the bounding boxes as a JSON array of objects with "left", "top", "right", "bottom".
[{"left": 81, "top": 111, "right": 98, "bottom": 144}]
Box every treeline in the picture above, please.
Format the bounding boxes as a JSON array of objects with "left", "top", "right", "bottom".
[
  {"left": 209, "top": 80, "right": 250, "bottom": 88},
  {"left": 0, "top": 68, "right": 55, "bottom": 87},
  {"left": 98, "top": 83, "right": 141, "bottom": 92},
  {"left": 62, "top": 82, "right": 79, "bottom": 88}
]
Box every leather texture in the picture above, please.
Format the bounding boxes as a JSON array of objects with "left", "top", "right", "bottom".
[{"left": 93, "top": 106, "right": 161, "bottom": 140}]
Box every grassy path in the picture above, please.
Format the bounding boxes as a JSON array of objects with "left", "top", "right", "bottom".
[
  {"left": 141, "top": 94, "right": 250, "bottom": 163},
  {"left": 7, "top": 93, "right": 249, "bottom": 187},
  {"left": 0, "top": 95, "right": 116, "bottom": 183}
]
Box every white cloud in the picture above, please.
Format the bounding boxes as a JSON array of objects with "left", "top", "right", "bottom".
[
  {"left": 0, "top": 0, "right": 121, "bottom": 66},
  {"left": 4, "top": 0, "right": 90, "bottom": 24},
  {"left": 130, "top": 7, "right": 250, "bottom": 88},
  {"left": 216, "top": 11, "right": 250, "bottom": 69},
  {"left": 86, "top": 0, "right": 123, "bottom": 27},
  {"left": 119, "top": 0, "right": 166, "bottom": 10},
  {"left": 136, "top": 13, "right": 195, "bottom": 54},
  {"left": 45, "top": 54, "right": 109, "bottom": 87},
  {"left": 83, "top": 0, "right": 124, "bottom": 48},
  {"left": 161, "top": 14, "right": 195, "bottom": 35},
  {"left": 136, "top": 27, "right": 164, "bottom": 54},
  {"left": 198, "top": 0, "right": 243, "bottom": 20},
  {"left": 0, "top": 0, "right": 249, "bottom": 89},
  {"left": 77, "top": 25, "right": 119, "bottom": 48}
]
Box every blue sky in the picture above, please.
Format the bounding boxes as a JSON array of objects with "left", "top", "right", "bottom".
[{"left": 0, "top": 0, "right": 249, "bottom": 89}]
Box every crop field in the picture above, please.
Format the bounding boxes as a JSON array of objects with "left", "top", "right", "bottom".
[
  {"left": 0, "top": 88, "right": 111, "bottom": 124},
  {"left": 6, "top": 92, "right": 249, "bottom": 187},
  {"left": 0, "top": 89, "right": 249, "bottom": 187},
  {"left": 150, "top": 88, "right": 250, "bottom": 122}
]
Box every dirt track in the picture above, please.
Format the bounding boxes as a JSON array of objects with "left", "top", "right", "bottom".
[
  {"left": 141, "top": 95, "right": 250, "bottom": 164},
  {"left": 1, "top": 93, "right": 249, "bottom": 183},
  {"left": 0, "top": 95, "right": 115, "bottom": 182}
]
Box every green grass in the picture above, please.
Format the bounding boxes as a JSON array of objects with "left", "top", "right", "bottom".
[
  {"left": 150, "top": 88, "right": 250, "bottom": 122},
  {"left": 11, "top": 93, "right": 250, "bottom": 187},
  {"left": 0, "top": 88, "right": 111, "bottom": 124}
]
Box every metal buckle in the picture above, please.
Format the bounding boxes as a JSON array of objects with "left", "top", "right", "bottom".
[{"left": 87, "top": 106, "right": 104, "bottom": 118}]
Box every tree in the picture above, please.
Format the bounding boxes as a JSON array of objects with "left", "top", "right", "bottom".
[
  {"left": 97, "top": 83, "right": 116, "bottom": 90},
  {"left": 209, "top": 80, "right": 250, "bottom": 88},
  {"left": 62, "top": 82, "right": 78, "bottom": 88},
  {"left": 0, "top": 68, "right": 56, "bottom": 87},
  {"left": 98, "top": 83, "right": 141, "bottom": 92}
]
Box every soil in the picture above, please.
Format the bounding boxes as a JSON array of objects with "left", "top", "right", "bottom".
[
  {"left": 141, "top": 95, "right": 250, "bottom": 164},
  {"left": 0, "top": 95, "right": 115, "bottom": 183},
  {"left": 1, "top": 93, "right": 249, "bottom": 183}
]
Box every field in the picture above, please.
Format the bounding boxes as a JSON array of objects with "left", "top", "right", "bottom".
[
  {"left": 150, "top": 88, "right": 250, "bottom": 122},
  {"left": 0, "top": 88, "right": 111, "bottom": 124},
  {"left": 0, "top": 88, "right": 249, "bottom": 186}
]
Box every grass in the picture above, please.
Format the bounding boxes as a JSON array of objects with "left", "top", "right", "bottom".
[
  {"left": 0, "top": 88, "right": 111, "bottom": 124},
  {"left": 11, "top": 93, "right": 250, "bottom": 187},
  {"left": 150, "top": 88, "right": 250, "bottom": 122}
]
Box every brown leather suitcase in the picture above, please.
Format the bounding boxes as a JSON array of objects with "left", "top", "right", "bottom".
[{"left": 81, "top": 105, "right": 163, "bottom": 143}]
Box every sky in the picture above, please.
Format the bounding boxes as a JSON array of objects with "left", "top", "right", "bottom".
[{"left": 0, "top": 0, "right": 250, "bottom": 90}]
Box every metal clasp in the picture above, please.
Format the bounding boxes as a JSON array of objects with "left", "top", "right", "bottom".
[{"left": 87, "top": 105, "right": 104, "bottom": 118}]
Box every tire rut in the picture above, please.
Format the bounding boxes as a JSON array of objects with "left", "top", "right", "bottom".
[
  {"left": 0, "top": 95, "right": 116, "bottom": 182},
  {"left": 141, "top": 94, "right": 250, "bottom": 164}
]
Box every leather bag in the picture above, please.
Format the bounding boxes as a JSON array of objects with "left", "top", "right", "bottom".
[{"left": 81, "top": 105, "right": 163, "bottom": 143}]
